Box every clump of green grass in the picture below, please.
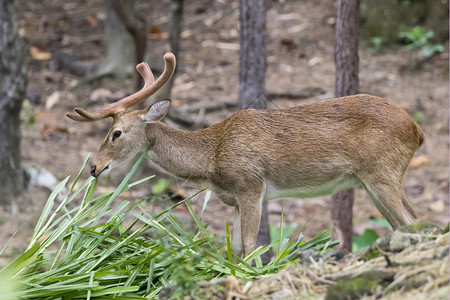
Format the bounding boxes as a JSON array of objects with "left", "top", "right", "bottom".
[{"left": 0, "top": 148, "right": 337, "bottom": 299}]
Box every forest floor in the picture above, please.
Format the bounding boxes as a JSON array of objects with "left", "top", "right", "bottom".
[{"left": 1, "top": 0, "right": 448, "bottom": 297}]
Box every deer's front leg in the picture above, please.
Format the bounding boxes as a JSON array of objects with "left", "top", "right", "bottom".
[
  {"left": 232, "top": 206, "right": 243, "bottom": 255},
  {"left": 237, "top": 188, "right": 266, "bottom": 257},
  {"left": 240, "top": 201, "right": 262, "bottom": 257}
]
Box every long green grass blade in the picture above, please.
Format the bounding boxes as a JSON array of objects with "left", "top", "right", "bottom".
[
  {"left": 69, "top": 153, "right": 91, "bottom": 192},
  {"left": 278, "top": 199, "right": 285, "bottom": 254},
  {"left": 0, "top": 243, "right": 41, "bottom": 278},
  {"left": 30, "top": 176, "right": 70, "bottom": 247},
  {"left": 92, "top": 147, "right": 151, "bottom": 226},
  {"left": 225, "top": 220, "right": 235, "bottom": 276}
]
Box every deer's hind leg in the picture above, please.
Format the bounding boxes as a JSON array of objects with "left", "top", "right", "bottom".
[{"left": 360, "top": 173, "right": 418, "bottom": 229}]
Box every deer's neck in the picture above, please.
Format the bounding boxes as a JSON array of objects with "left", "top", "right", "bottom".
[{"left": 145, "top": 123, "right": 214, "bottom": 182}]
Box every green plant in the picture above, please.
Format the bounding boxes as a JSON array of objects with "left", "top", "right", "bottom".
[
  {"left": 151, "top": 178, "right": 169, "bottom": 195},
  {"left": 413, "top": 110, "right": 426, "bottom": 124},
  {"left": 399, "top": 26, "right": 444, "bottom": 57},
  {"left": 353, "top": 229, "right": 379, "bottom": 252},
  {"left": 0, "top": 148, "right": 338, "bottom": 299},
  {"left": 351, "top": 218, "right": 393, "bottom": 252},
  {"left": 370, "top": 36, "right": 386, "bottom": 53},
  {"left": 20, "top": 100, "right": 35, "bottom": 125},
  {"left": 368, "top": 218, "right": 393, "bottom": 230},
  {"left": 270, "top": 224, "right": 295, "bottom": 249}
]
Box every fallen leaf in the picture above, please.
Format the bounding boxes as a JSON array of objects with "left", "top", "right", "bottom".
[
  {"left": 40, "top": 124, "right": 54, "bottom": 140},
  {"left": 30, "top": 44, "right": 51, "bottom": 60},
  {"left": 86, "top": 13, "right": 98, "bottom": 27},
  {"left": 409, "top": 154, "right": 429, "bottom": 169},
  {"left": 45, "top": 91, "right": 60, "bottom": 110},
  {"left": 280, "top": 38, "right": 298, "bottom": 51},
  {"left": 148, "top": 26, "right": 168, "bottom": 39},
  {"left": 181, "top": 29, "right": 192, "bottom": 38},
  {"left": 149, "top": 26, "right": 163, "bottom": 34},
  {"left": 308, "top": 56, "right": 323, "bottom": 66},
  {"left": 428, "top": 200, "right": 445, "bottom": 213},
  {"left": 41, "top": 124, "right": 70, "bottom": 140}
]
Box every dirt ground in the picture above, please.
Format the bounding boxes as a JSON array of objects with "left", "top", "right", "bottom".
[{"left": 1, "top": 0, "right": 448, "bottom": 261}]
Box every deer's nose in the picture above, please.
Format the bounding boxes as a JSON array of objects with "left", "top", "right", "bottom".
[{"left": 90, "top": 165, "right": 97, "bottom": 177}]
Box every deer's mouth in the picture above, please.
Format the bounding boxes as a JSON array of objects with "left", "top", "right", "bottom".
[{"left": 90, "top": 164, "right": 110, "bottom": 177}]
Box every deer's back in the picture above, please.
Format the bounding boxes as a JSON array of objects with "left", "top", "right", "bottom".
[{"left": 208, "top": 94, "right": 423, "bottom": 190}]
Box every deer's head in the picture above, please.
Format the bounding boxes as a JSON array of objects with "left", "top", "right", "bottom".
[{"left": 66, "top": 53, "right": 175, "bottom": 177}]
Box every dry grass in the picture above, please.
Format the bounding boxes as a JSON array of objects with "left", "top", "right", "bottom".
[{"left": 195, "top": 227, "right": 449, "bottom": 299}]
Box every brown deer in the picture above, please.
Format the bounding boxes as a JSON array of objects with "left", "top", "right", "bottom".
[{"left": 67, "top": 53, "right": 424, "bottom": 257}]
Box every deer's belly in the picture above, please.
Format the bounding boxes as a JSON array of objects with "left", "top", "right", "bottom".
[{"left": 264, "top": 174, "right": 359, "bottom": 200}]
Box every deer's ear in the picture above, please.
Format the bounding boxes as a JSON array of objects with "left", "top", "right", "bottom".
[{"left": 141, "top": 99, "right": 171, "bottom": 123}]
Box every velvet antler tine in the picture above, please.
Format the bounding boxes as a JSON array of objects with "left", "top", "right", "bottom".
[
  {"left": 75, "top": 107, "right": 115, "bottom": 120},
  {"left": 65, "top": 107, "right": 114, "bottom": 122},
  {"left": 115, "top": 52, "right": 176, "bottom": 111},
  {"left": 66, "top": 111, "right": 91, "bottom": 122},
  {"left": 136, "top": 62, "right": 154, "bottom": 87}
]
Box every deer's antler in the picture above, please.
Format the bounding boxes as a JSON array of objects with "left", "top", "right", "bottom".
[{"left": 66, "top": 52, "right": 176, "bottom": 122}]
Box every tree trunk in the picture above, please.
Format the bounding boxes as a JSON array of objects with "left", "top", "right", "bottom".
[
  {"left": 91, "top": 0, "right": 135, "bottom": 82},
  {"left": 332, "top": 0, "right": 360, "bottom": 252},
  {"left": 111, "top": 0, "right": 147, "bottom": 90},
  {"left": 158, "top": 0, "right": 183, "bottom": 100},
  {"left": 335, "top": 0, "right": 359, "bottom": 97},
  {"left": 238, "top": 0, "right": 271, "bottom": 262},
  {"left": 0, "top": 0, "right": 27, "bottom": 205},
  {"left": 239, "top": 0, "right": 267, "bottom": 110}
]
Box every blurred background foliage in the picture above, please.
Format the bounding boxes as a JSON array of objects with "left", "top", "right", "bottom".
[{"left": 360, "top": 0, "right": 448, "bottom": 53}]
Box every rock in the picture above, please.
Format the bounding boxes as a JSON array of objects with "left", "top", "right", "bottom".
[
  {"left": 389, "top": 230, "right": 411, "bottom": 252},
  {"left": 372, "top": 234, "right": 391, "bottom": 251},
  {"left": 323, "top": 247, "right": 348, "bottom": 261},
  {"left": 325, "top": 270, "right": 394, "bottom": 300},
  {"left": 400, "top": 222, "right": 441, "bottom": 235},
  {"left": 297, "top": 249, "right": 320, "bottom": 264},
  {"left": 23, "top": 164, "right": 67, "bottom": 198}
]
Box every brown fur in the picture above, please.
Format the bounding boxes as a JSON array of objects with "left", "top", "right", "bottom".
[{"left": 87, "top": 94, "right": 423, "bottom": 257}]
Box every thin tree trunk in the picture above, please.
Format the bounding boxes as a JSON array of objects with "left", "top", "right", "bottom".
[
  {"left": 91, "top": 0, "right": 135, "bottom": 82},
  {"left": 0, "top": 0, "right": 27, "bottom": 204},
  {"left": 335, "top": 0, "right": 359, "bottom": 97},
  {"left": 111, "top": 0, "right": 147, "bottom": 90},
  {"left": 239, "top": 0, "right": 267, "bottom": 110},
  {"left": 332, "top": 0, "right": 360, "bottom": 252},
  {"left": 158, "top": 0, "right": 183, "bottom": 100},
  {"left": 238, "top": 0, "right": 271, "bottom": 262}
]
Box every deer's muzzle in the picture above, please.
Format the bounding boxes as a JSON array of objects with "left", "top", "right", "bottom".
[{"left": 90, "top": 166, "right": 97, "bottom": 177}]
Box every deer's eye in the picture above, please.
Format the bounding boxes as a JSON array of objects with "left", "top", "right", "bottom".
[{"left": 112, "top": 130, "right": 122, "bottom": 141}]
